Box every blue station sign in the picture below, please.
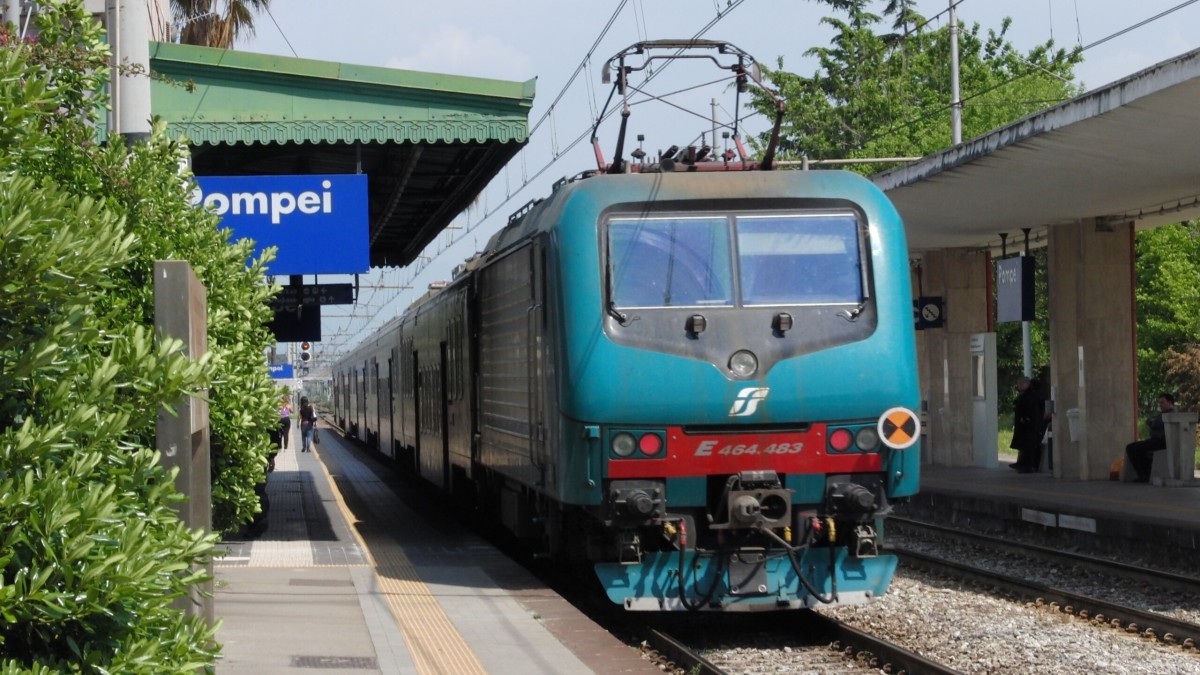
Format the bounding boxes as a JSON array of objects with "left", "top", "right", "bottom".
[
  {"left": 192, "top": 174, "right": 370, "bottom": 275},
  {"left": 268, "top": 363, "right": 295, "bottom": 379}
]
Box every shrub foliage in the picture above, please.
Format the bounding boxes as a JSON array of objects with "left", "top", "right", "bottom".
[{"left": 1, "top": 1, "right": 280, "bottom": 671}]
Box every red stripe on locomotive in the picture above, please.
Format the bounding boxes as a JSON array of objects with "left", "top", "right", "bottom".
[{"left": 606, "top": 425, "right": 883, "bottom": 478}]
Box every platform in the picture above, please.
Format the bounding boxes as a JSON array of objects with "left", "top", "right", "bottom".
[
  {"left": 899, "top": 463, "right": 1200, "bottom": 567},
  {"left": 208, "top": 425, "right": 1200, "bottom": 672},
  {"left": 212, "top": 423, "right": 660, "bottom": 674}
]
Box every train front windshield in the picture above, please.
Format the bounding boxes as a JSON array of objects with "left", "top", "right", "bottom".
[{"left": 607, "top": 212, "right": 865, "bottom": 309}]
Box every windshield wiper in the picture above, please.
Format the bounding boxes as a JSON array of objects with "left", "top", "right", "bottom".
[
  {"left": 607, "top": 302, "right": 631, "bottom": 325},
  {"left": 837, "top": 302, "right": 867, "bottom": 322}
]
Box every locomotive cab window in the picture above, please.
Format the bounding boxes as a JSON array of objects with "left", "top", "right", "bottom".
[
  {"left": 738, "top": 214, "right": 864, "bottom": 306},
  {"left": 606, "top": 210, "right": 866, "bottom": 309},
  {"left": 607, "top": 216, "right": 734, "bottom": 308}
]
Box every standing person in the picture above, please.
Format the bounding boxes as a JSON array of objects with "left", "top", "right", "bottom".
[
  {"left": 1125, "top": 393, "right": 1177, "bottom": 483},
  {"left": 299, "top": 396, "right": 316, "bottom": 452},
  {"left": 278, "top": 394, "right": 292, "bottom": 450},
  {"left": 265, "top": 429, "right": 279, "bottom": 473},
  {"left": 1009, "top": 376, "right": 1044, "bottom": 473}
]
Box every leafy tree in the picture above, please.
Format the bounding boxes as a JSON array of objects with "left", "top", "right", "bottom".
[
  {"left": 1135, "top": 221, "right": 1200, "bottom": 405},
  {"left": 171, "top": 0, "right": 272, "bottom": 48},
  {"left": 0, "top": 1, "right": 280, "bottom": 669},
  {"left": 749, "top": 1, "right": 1080, "bottom": 416},
  {"left": 752, "top": 2, "right": 1200, "bottom": 429},
  {"left": 1163, "top": 344, "right": 1200, "bottom": 413},
  {"left": 752, "top": 0, "right": 1082, "bottom": 170}
]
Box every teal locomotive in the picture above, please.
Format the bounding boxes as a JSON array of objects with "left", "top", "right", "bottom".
[
  {"left": 332, "top": 41, "right": 920, "bottom": 612},
  {"left": 332, "top": 167, "right": 920, "bottom": 611}
]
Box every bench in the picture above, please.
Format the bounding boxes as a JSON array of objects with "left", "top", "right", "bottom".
[{"left": 1120, "top": 412, "right": 1198, "bottom": 485}]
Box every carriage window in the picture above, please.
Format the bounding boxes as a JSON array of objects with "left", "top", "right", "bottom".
[
  {"left": 608, "top": 217, "right": 734, "bottom": 308},
  {"left": 737, "top": 214, "right": 863, "bottom": 306}
]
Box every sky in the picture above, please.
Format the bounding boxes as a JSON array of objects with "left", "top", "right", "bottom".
[{"left": 237, "top": 0, "right": 1200, "bottom": 368}]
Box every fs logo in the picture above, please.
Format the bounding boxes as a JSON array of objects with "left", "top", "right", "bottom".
[{"left": 728, "top": 387, "right": 770, "bottom": 417}]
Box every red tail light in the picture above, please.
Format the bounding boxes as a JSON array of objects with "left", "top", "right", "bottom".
[
  {"left": 829, "top": 428, "right": 854, "bottom": 452},
  {"left": 638, "top": 433, "right": 663, "bottom": 455}
]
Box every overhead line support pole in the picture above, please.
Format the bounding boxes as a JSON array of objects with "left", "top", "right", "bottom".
[{"left": 949, "top": 0, "right": 962, "bottom": 145}]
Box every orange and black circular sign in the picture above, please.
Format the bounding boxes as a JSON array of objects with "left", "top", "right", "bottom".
[{"left": 877, "top": 407, "right": 920, "bottom": 449}]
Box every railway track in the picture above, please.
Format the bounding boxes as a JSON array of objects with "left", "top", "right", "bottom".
[
  {"left": 890, "top": 517, "right": 1200, "bottom": 650},
  {"left": 891, "top": 516, "right": 1200, "bottom": 594},
  {"left": 635, "top": 606, "right": 966, "bottom": 675},
  {"left": 516, "top": 531, "right": 970, "bottom": 674},
  {"left": 800, "top": 611, "right": 967, "bottom": 675},
  {"left": 643, "top": 514, "right": 1200, "bottom": 667}
]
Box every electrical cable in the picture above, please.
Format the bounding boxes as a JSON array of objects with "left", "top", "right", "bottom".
[
  {"left": 329, "top": 0, "right": 760, "bottom": 361},
  {"left": 848, "top": 0, "right": 1200, "bottom": 155},
  {"left": 324, "top": 1, "right": 647, "bottom": 355},
  {"left": 264, "top": 6, "right": 299, "bottom": 57},
  {"left": 529, "top": 0, "right": 629, "bottom": 138},
  {"left": 1081, "top": 0, "right": 1200, "bottom": 51},
  {"left": 477, "top": 0, "right": 749, "bottom": 226}
]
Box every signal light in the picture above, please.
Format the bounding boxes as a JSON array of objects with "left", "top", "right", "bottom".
[{"left": 299, "top": 341, "right": 312, "bottom": 363}]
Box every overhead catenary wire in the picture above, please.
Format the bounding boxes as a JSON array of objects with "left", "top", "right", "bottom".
[
  {"left": 326, "top": 0, "right": 1189, "bottom": 365},
  {"left": 528, "top": 0, "right": 630, "bottom": 138},
  {"left": 854, "top": 0, "right": 1200, "bottom": 154},
  {"left": 1081, "top": 0, "right": 1199, "bottom": 51},
  {"left": 305, "top": 1, "right": 1189, "bottom": 366},
  {"left": 472, "top": 0, "right": 750, "bottom": 227},
  {"left": 263, "top": 6, "right": 299, "bottom": 57},
  {"left": 325, "top": 2, "right": 749, "bottom": 361}
]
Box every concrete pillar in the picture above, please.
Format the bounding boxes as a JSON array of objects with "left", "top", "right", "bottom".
[
  {"left": 115, "top": 0, "right": 151, "bottom": 143},
  {"left": 918, "top": 248, "right": 991, "bottom": 466},
  {"left": 153, "top": 261, "right": 213, "bottom": 624},
  {"left": 1046, "top": 219, "right": 1136, "bottom": 480}
]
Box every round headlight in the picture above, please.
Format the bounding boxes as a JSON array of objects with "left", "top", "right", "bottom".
[
  {"left": 855, "top": 427, "right": 880, "bottom": 451},
  {"left": 612, "top": 432, "right": 637, "bottom": 457},
  {"left": 728, "top": 350, "right": 758, "bottom": 378}
]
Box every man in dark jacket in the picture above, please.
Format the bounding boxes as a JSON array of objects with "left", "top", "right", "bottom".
[
  {"left": 1009, "top": 376, "right": 1045, "bottom": 473},
  {"left": 1125, "top": 393, "right": 1176, "bottom": 483}
]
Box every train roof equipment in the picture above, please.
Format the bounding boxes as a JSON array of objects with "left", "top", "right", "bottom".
[{"left": 593, "top": 39, "right": 785, "bottom": 174}]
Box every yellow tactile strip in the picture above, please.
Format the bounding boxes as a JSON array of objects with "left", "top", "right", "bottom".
[
  {"left": 313, "top": 444, "right": 488, "bottom": 675},
  {"left": 369, "top": 541, "right": 488, "bottom": 674}
]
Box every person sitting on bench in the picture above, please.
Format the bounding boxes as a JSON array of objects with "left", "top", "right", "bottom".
[{"left": 1125, "top": 392, "right": 1176, "bottom": 483}]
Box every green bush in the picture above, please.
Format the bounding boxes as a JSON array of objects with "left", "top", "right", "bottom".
[
  {"left": 0, "top": 1, "right": 282, "bottom": 670},
  {"left": 0, "top": 173, "right": 218, "bottom": 671},
  {"left": 1, "top": 0, "right": 279, "bottom": 533}
]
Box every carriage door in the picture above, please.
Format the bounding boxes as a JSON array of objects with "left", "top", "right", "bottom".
[
  {"left": 529, "top": 239, "right": 548, "bottom": 481},
  {"left": 440, "top": 341, "right": 451, "bottom": 491},
  {"left": 411, "top": 349, "right": 420, "bottom": 471},
  {"left": 351, "top": 368, "right": 361, "bottom": 437},
  {"left": 373, "top": 360, "right": 382, "bottom": 449},
  {"left": 386, "top": 350, "right": 397, "bottom": 460},
  {"left": 359, "top": 364, "right": 367, "bottom": 441}
]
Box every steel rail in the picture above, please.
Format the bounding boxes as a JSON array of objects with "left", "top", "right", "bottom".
[
  {"left": 801, "top": 611, "right": 968, "bottom": 675},
  {"left": 897, "top": 548, "right": 1200, "bottom": 649},
  {"left": 891, "top": 516, "right": 1200, "bottom": 595}
]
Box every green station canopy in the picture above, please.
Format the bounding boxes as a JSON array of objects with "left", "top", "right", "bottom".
[{"left": 150, "top": 41, "right": 535, "bottom": 268}]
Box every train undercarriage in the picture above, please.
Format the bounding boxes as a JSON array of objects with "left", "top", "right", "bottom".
[{"left": 476, "top": 466, "right": 897, "bottom": 611}]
